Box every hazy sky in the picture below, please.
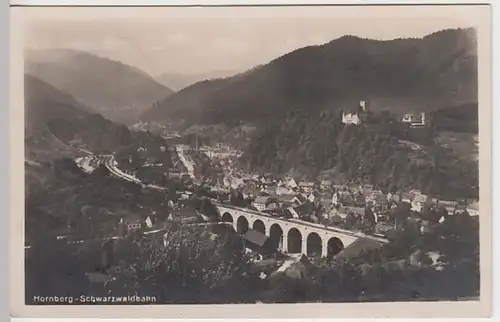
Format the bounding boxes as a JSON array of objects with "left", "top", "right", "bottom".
[{"left": 24, "top": 6, "right": 479, "bottom": 76}]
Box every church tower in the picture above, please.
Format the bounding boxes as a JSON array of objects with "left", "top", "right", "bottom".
[{"left": 360, "top": 100, "right": 367, "bottom": 112}]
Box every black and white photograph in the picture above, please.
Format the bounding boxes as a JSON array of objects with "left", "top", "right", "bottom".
[{"left": 10, "top": 3, "right": 492, "bottom": 318}]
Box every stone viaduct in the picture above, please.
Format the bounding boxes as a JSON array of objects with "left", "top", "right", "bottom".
[{"left": 215, "top": 203, "right": 388, "bottom": 258}]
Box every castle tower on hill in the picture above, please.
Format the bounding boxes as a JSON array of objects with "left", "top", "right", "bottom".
[
  {"left": 342, "top": 100, "right": 367, "bottom": 125},
  {"left": 360, "top": 100, "right": 366, "bottom": 112}
]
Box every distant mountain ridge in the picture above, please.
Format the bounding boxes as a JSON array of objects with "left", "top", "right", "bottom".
[
  {"left": 142, "top": 28, "right": 477, "bottom": 129},
  {"left": 24, "top": 74, "right": 172, "bottom": 167},
  {"left": 25, "top": 48, "right": 174, "bottom": 125},
  {"left": 142, "top": 28, "right": 479, "bottom": 200},
  {"left": 155, "top": 70, "right": 240, "bottom": 91}
]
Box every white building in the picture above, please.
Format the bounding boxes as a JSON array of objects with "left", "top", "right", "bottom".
[
  {"left": 285, "top": 178, "right": 298, "bottom": 189},
  {"left": 230, "top": 177, "right": 245, "bottom": 190},
  {"left": 402, "top": 114, "right": 417, "bottom": 123},
  {"left": 299, "top": 182, "right": 315, "bottom": 193},
  {"left": 145, "top": 216, "right": 153, "bottom": 229},
  {"left": 275, "top": 186, "right": 292, "bottom": 195},
  {"left": 402, "top": 113, "right": 427, "bottom": 127},
  {"left": 286, "top": 207, "right": 300, "bottom": 219},
  {"left": 341, "top": 100, "right": 367, "bottom": 125},
  {"left": 411, "top": 194, "right": 431, "bottom": 213},
  {"left": 307, "top": 193, "right": 315, "bottom": 203},
  {"left": 467, "top": 200, "right": 479, "bottom": 216},
  {"left": 342, "top": 112, "right": 361, "bottom": 125},
  {"left": 252, "top": 196, "right": 270, "bottom": 212},
  {"left": 320, "top": 180, "right": 332, "bottom": 190},
  {"left": 332, "top": 192, "right": 340, "bottom": 206}
]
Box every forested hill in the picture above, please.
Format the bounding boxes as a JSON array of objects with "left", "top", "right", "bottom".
[
  {"left": 142, "top": 28, "right": 477, "bottom": 129},
  {"left": 25, "top": 48, "right": 173, "bottom": 125},
  {"left": 25, "top": 74, "right": 173, "bottom": 168},
  {"left": 240, "top": 109, "right": 478, "bottom": 200},
  {"left": 429, "top": 103, "right": 478, "bottom": 133}
]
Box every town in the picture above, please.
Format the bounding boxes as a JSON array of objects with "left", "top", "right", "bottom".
[
  {"left": 23, "top": 22, "right": 481, "bottom": 305},
  {"left": 66, "top": 118, "right": 479, "bottom": 277}
]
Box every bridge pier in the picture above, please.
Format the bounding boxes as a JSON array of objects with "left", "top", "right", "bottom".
[
  {"left": 281, "top": 235, "right": 288, "bottom": 253},
  {"left": 215, "top": 205, "right": 388, "bottom": 260},
  {"left": 301, "top": 238, "right": 307, "bottom": 256},
  {"left": 321, "top": 239, "right": 329, "bottom": 258}
]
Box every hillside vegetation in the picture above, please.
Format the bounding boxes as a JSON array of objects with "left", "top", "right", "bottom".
[
  {"left": 142, "top": 28, "right": 477, "bottom": 129},
  {"left": 241, "top": 109, "right": 478, "bottom": 200},
  {"left": 25, "top": 49, "right": 173, "bottom": 125},
  {"left": 429, "top": 103, "right": 478, "bottom": 134},
  {"left": 25, "top": 74, "right": 172, "bottom": 156},
  {"left": 155, "top": 69, "right": 239, "bottom": 91},
  {"left": 25, "top": 75, "right": 174, "bottom": 200}
]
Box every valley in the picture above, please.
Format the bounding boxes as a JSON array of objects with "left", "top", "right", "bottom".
[{"left": 23, "top": 26, "right": 481, "bottom": 305}]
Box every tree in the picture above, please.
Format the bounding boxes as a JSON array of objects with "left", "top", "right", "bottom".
[
  {"left": 229, "top": 190, "right": 245, "bottom": 207},
  {"left": 106, "top": 226, "right": 257, "bottom": 303},
  {"left": 199, "top": 198, "right": 220, "bottom": 221},
  {"left": 26, "top": 238, "right": 92, "bottom": 302},
  {"left": 345, "top": 212, "right": 359, "bottom": 230},
  {"left": 394, "top": 203, "right": 411, "bottom": 230},
  {"left": 363, "top": 207, "right": 376, "bottom": 231}
]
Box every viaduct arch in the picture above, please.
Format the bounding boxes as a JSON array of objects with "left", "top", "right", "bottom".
[
  {"left": 215, "top": 205, "right": 387, "bottom": 258},
  {"left": 252, "top": 219, "right": 266, "bottom": 234}
]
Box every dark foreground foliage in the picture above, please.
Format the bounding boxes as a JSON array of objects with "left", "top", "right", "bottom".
[{"left": 26, "top": 207, "right": 479, "bottom": 304}]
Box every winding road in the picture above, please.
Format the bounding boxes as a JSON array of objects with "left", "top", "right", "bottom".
[
  {"left": 100, "top": 155, "right": 166, "bottom": 190},
  {"left": 101, "top": 155, "right": 143, "bottom": 185},
  {"left": 174, "top": 145, "right": 195, "bottom": 179}
]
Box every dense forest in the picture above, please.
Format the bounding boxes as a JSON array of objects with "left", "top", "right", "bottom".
[
  {"left": 429, "top": 103, "right": 478, "bottom": 133},
  {"left": 241, "top": 109, "right": 478, "bottom": 200},
  {"left": 142, "top": 28, "right": 477, "bottom": 130}
]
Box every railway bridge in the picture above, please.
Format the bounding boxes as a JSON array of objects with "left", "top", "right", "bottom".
[{"left": 215, "top": 203, "right": 389, "bottom": 258}]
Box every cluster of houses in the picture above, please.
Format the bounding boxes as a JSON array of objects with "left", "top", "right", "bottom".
[
  {"left": 208, "top": 171, "right": 479, "bottom": 235},
  {"left": 200, "top": 143, "right": 243, "bottom": 159},
  {"left": 74, "top": 155, "right": 105, "bottom": 174},
  {"left": 116, "top": 192, "right": 207, "bottom": 235},
  {"left": 109, "top": 135, "right": 478, "bottom": 241}
]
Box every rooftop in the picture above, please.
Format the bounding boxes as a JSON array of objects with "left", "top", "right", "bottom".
[
  {"left": 243, "top": 229, "right": 270, "bottom": 247},
  {"left": 254, "top": 196, "right": 270, "bottom": 204},
  {"left": 176, "top": 206, "right": 199, "bottom": 218},
  {"left": 343, "top": 206, "right": 365, "bottom": 216},
  {"left": 413, "top": 193, "right": 431, "bottom": 203},
  {"left": 276, "top": 194, "right": 297, "bottom": 202},
  {"left": 335, "top": 237, "right": 384, "bottom": 262},
  {"left": 294, "top": 202, "right": 315, "bottom": 216}
]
